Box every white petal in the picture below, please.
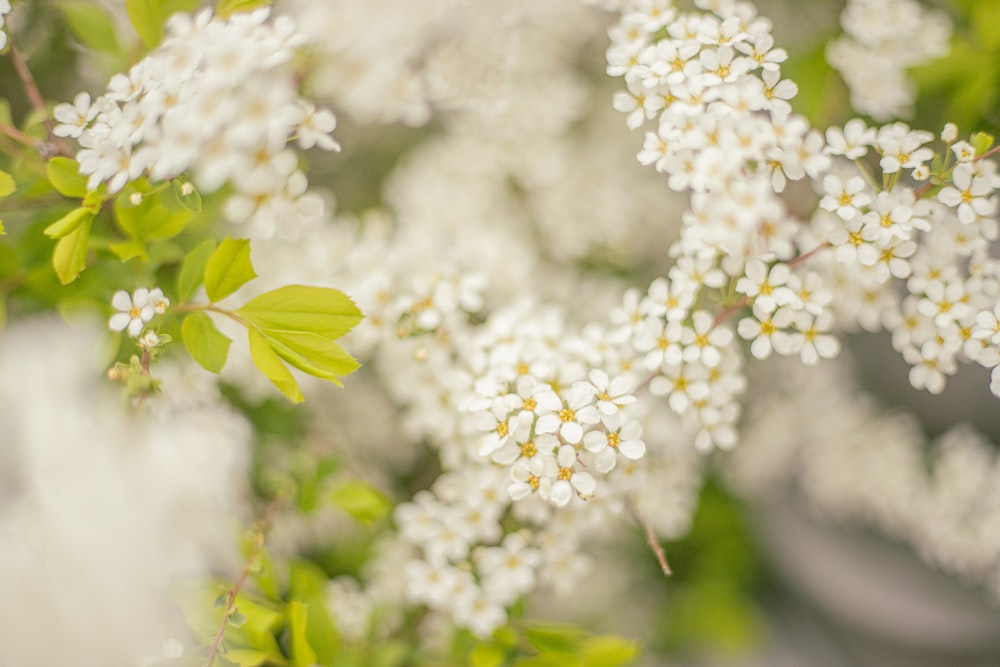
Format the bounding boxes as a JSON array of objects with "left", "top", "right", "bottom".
[
  {"left": 619, "top": 439, "right": 646, "bottom": 460},
  {"left": 109, "top": 313, "right": 131, "bottom": 332}
]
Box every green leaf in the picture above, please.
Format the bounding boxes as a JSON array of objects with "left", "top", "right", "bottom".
[
  {"left": 44, "top": 207, "right": 93, "bottom": 239},
  {"left": 177, "top": 238, "right": 217, "bottom": 303},
  {"left": 204, "top": 237, "right": 257, "bottom": 303},
  {"left": 126, "top": 0, "right": 163, "bottom": 48},
  {"left": 972, "top": 131, "right": 995, "bottom": 156},
  {"left": 52, "top": 215, "right": 92, "bottom": 284},
  {"left": 61, "top": 2, "right": 122, "bottom": 53},
  {"left": 182, "top": 312, "right": 232, "bottom": 373},
  {"left": 580, "top": 636, "right": 638, "bottom": 667},
  {"left": 0, "top": 219, "right": 4, "bottom": 235},
  {"left": 217, "top": 0, "right": 271, "bottom": 19},
  {"left": 47, "top": 157, "right": 89, "bottom": 198},
  {"left": 329, "top": 480, "right": 390, "bottom": 525},
  {"left": 523, "top": 624, "right": 587, "bottom": 653},
  {"left": 114, "top": 188, "right": 191, "bottom": 241},
  {"left": 171, "top": 177, "right": 202, "bottom": 212},
  {"left": 248, "top": 328, "right": 303, "bottom": 403},
  {"left": 236, "top": 285, "right": 363, "bottom": 339},
  {"left": 0, "top": 170, "right": 15, "bottom": 197},
  {"left": 224, "top": 650, "right": 272, "bottom": 667},
  {"left": 287, "top": 601, "right": 318, "bottom": 667},
  {"left": 288, "top": 561, "right": 340, "bottom": 665},
  {"left": 470, "top": 643, "right": 506, "bottom": 667},
  {"left": 258, "top": 329, "right": 360, "bottom": 386},
  {"left": 109, "top": 239, "right": 148, "bottom": 262}
]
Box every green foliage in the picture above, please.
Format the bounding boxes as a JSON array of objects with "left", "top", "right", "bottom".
[
  {"left": 181, "top": 311, "right": 232, "bottom": 372},
  {"left": 51, "top": 213, "right": 92, "bottom": 283},
  {"left": 60, "top": 2, "right": 122, "bottom": 54},
  {"left": 235, "top": 284, "right": 363, "bottom": 400},
  {"left": 329, "top": 480, "right": 391, "bottom": 525},
  {"left": 114, "top": 182, "right": 192, "bottom": 242},
  {"left": 249, "top": 327, "right": 304, "bottom": 402},
  {"left": 236, "top": 285, "right": 363, "bottom": 339},
  {"left": 126, "top": 0, "right": 200, "bottom": 49},
  {"left": 217, "top": 0, "right": 272, "bottom": 19},
  {"left": 176, "top": 238, "right": 217, "bottom": 302},
  {"left": 46, "top": 157, "right": 89, "bottom": 198},
  {"left": 204, "top": 236, "right": 257, "bottom": 302},
  {"left": 653, "top": 480, "right": 763, "bottom": 659}
]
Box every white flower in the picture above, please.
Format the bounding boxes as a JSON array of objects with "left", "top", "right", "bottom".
[
  {"left": 587, "top": 369, "right": 636, "bottom": 416},
  {"left": 534, "top": 383, "right": 600, "bottom": 445},
  {"left": 109, "top": 288, "right": 163, "bottom": 337},
  {"left": 680, "top": 310, "right": 732, "bottom": 367},
  {"left": 735, "top": 260, "right": 795, "bottom": 313},
  {"left": 53, "top": 92, "right": 97, "bottom": 139},
  {"left": 792, "top": 311, "right": 840, "bottom": 365},
  {"left": 549, "top": 444, "right": 596, "bottom": 506},
  {"left": 583, "top": 413, "right": 645, "bottom": 473},
  {"left": 937, "top": 163, "right": 996, "bottom": 225},
  {"left": 819, "top": 174, "right": 870, "bottom": 220},
  {"left": 825, "top": 118, "right": 875, "bottom": 159},
  {"left": 737, "top": 303, "right": 794, "bottom": 360}
]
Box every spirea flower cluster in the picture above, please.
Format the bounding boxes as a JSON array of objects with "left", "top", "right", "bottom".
[
  {"left": 826, "top": 0, "right": 951, "bottom": 121},
  {"left": 729, "top": 357, "right": 1000, "bottom": 599},
  {"left": 52, "top": 8, "right": 340, "bottom": 238},
  {"left": 608, "top": 0, "right": 1000, "bottom": 401}
]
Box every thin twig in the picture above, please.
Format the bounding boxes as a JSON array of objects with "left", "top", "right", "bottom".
[
  {"left": 7, "top": 40, "right": 71, "bottom": 157},
  {"left": 0, "top": 121, "right": 39, "bottom": 150},
  {"left": 205, "top": 502, "right": 280, "bottom": 667},
  {"left": 9, "top": 42, "right": 52, "bottom": 136},
  {"left": 644, "top": 520, "right": 672, "bottom": 576}
]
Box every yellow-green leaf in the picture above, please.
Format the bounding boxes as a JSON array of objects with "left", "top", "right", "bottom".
[
  {"left": 204, "top": 236, "right": 257, "bottom": 303},
  {"left": 52, "top": 215, "right": 92, "bottom": 284},
  {"left": 44, "top": 207, "right": 93, "bottom": 239},
  {"left": 126, "top": 0, "right": 163, "bottom": 48},
  {"left": 171, "top": 177, "right": 202, "bottom": 212},
  {"left": 236, "top": 285, "right": 363, "bottom": 339},
  {"left": 114, "top": 189, "right": 191, "bottom": 241},
  {"left": 223, "top": 650, "right": 268, "bottom": 667},
  {"left": 47, "top": 157, "right": 88, "bottom": 198},
  {"left": 258, "top": 329, "right": 360, "bottom": 386},
  {"left": 524, "top": 623, "right": 587, "bottom": 653},
  {"left": 176, "top": 238, "right": 217, "bottom": 303},
  {"left": 109, "top": 239, "right": 148, "bottom": 262},
  {"left": 248, "top": 328, "right": 303, "bottom": 402},
  {"left": 329, "top": 480, "right": 391, "bottom": 525},
  {"left": 287, "top": 601, "right": 317, "bottom": 667},
  {"left": 0, "top": 170, "right": 15, "bottom": 197},
  {"left": 580, "top": 636, "right": 639, "bottom": 667},
  {"left": 217, "top": 0, "right": 271, "bottom": 19},
  {"left": 182, "top": 312, "right": 232, "bottom": 373},
  {"left": 470, "top": 644, "right": 506, "bottom": 667},
  {"left": 61, "top": 2, "right": 122, "bottom": 54}
]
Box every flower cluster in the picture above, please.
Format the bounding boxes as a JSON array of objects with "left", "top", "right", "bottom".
[
  {"left": 609, "top": 0, "right": 1000, "bottom": 401},
  {"left": 826, "top": 0, "right": 951, "bottom": 121},
  {"left": 815, "top": 122, "right": 1000, "bottom": 396},
  {"left": 729, "top": 357, "right": 1000, "bottom": 599},
  {"left": 53, "top": 8, "right": 339, "bottom": 238}
]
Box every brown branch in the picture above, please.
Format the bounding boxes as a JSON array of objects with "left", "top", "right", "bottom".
[
  {"left": 205, "top": 502, "right": 280, "bottom": 667},
  {"left": 7, "top": 40, "right": 71, "bottom": 157},
  {"left": 0, "top": 121, "right": 40, "bottom": 150},
  {"left": 644, "top": 519, "right": 672, "bottom": 576}
]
